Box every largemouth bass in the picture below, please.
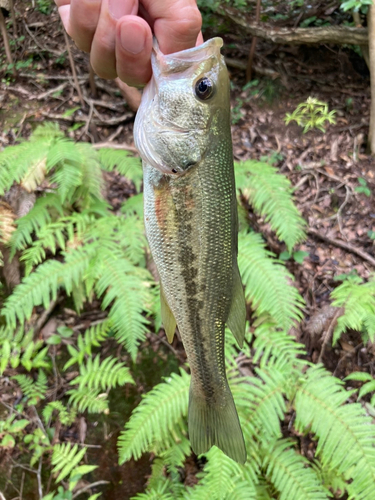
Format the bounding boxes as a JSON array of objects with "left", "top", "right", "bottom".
[{"left": 134, "top": 37, "right": 247, "bottom": 464}]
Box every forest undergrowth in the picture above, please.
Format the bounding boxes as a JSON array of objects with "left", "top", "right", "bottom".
[{"left": 1, "top": 0, "right": 375, "bottom": 499}]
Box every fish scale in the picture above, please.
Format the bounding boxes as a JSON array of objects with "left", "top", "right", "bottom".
[{"left": 135, "top": 37, "right": 247, "bottom": 464}]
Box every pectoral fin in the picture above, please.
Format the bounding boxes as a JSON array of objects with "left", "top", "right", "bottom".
[
  {"left": 227, "top": 265, "right": 246, "bottom": 349},
  {"left": 160, "top": 283, "right": 176, "bottom": 343}
]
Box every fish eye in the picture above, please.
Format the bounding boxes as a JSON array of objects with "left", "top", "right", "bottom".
[{"left": 195, "top": 77, "right": 215, "bottom": 101}]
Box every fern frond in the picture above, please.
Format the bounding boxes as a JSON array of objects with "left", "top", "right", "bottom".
[
  {"left": 20, "top": 212, "right": 97, "bottom": 275},
  {"left": 238, "top": 231, "right": 304, "bottom": 330},
  {"left": 1, "top": 245, "right": 92, "bottom": 327},
  {"left": 51, "top": 442, "right": 87, "bottom": 483},
  {"left": 0, "top": 139, "right": 51, "bottom": 195},
  {"left": 10, "top": 193, "right": 65, "bottom": 253},
  {"left": 21, "top": 157, "right": 47, "bottom": 192},
  {"left": 118, "top": 369, "right": 190, "bottom": 464},
  {"left": 252, "top": 321, "right": 306, "bottom": 368},
  {"left": 69, "top": 354, "right": 134, "bottom": 391},
  {"left": 64, "top": 319, "right": 111, "bottom": 369},
  {"left": 331, "top": 275, "right": 375, "bottom": 343},
  {"left": 66, "top": 388, "right": 109, "bottom": 413},
  {"left": 94, "top": 255, "right": 152, "bottom": 360},
  {"left": 237, "top": 362, "right": 289, "bottom": 440},
  {"left": 12, "top": 370, "right": 47, "bottom": 405},
  {"left": 263, "top": 439, "right": 329, "bottom": 500},
  {"left": 186, "top": 447, "right": 256, "bottom": 500},
  {"left": 98, "top": 148, "right": 143, "bottom": 191},
  {"left": 50, "top": 161, "right": 83, "bottom": 203},
  {"left": 73, "top": 143, "right": 103, "bottom": 207},
  {"left": 43, "top": 401, "right": 76, "bottom": 426},
  {"left": 294, "top": 365, "right": 375, "bottom": 500},
  {"left": 235, "top": 161, "right": 306, "bottom": 250}
]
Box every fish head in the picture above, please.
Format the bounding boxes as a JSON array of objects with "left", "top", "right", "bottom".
[{"left": 134, "top": 38, "right": 229, "bottom": 175}]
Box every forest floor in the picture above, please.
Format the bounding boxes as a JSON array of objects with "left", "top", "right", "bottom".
[{"left": 1, "top": 1, "right": 375, "bottom": 498}]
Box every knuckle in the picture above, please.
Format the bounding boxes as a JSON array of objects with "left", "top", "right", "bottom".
[{"left": 173, "top": 7, "right": 202, "bottom": 38}]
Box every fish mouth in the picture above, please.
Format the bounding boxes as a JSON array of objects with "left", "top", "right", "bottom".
[{"left": 152, "top": 38, "right": 224, "bottom": 75}]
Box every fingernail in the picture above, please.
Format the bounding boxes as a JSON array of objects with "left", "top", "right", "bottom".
[
  {"left": 120, "top": 22, "right": 145, "bottom": 54},
  {"left": 109, "top": 0, "right": 129, "bottom": 20}
]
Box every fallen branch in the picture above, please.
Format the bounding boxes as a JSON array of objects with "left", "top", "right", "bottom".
[
  {"left": 220, "top": 5, "right": 368, "bottom": 45},
  {"left": 225, "top": 57, "right": 279, "bottom": 78},
  {"left": 92, "top": 142, "right": 138, "bottom": 153},
  {"left": 308, "top": 227, "right": 375, "bottom": 267},
  {"left": 39, "top": 111, "right": 133, "bottom": 126}
]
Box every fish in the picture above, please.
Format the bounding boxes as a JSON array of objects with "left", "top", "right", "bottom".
[{"left": 134, "top": 37, "right": 247, "bottom": 464}]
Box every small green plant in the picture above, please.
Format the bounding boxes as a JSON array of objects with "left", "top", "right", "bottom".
[
  {"left": 355, "top": 177, "right": 372, "bottom": 197},
  {"left": 285, "top": 97, "right": 336, "bottom": 133},
  {"left": 330, "top": 275, "right": 375, "bottom": 344},
  {"left": 341, "top": 0, "right": 372, "bottom": 12},
  {"left": 36, "top": 0, "right": 54, "bottom": 14},
  {"left": 279, "top": 249, "right": 309, "bottom": 264}
]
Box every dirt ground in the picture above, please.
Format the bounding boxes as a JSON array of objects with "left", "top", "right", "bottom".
[{"left": 1, "top": 0, "right": 375, "bottom": 497}]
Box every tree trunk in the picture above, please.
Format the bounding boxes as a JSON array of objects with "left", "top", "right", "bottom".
[
  {"left": 0, "top": 8, "right": 16, "bottom": 76},
  {"left": 368, "top": 3, "right": 375, "bottom": 154}
]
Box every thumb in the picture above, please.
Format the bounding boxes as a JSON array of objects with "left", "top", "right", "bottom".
[{"left": 142, "top": 0, "right": 202, "bottom": 54}]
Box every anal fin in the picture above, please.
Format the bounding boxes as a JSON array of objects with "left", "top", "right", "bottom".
[
  {"left": 160, "top": 283, "right": 176, "bottom": 344},
  {"left": 227, "top": 264, "right": 246, "bottom": 349}
]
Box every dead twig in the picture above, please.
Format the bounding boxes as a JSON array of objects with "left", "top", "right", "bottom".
[
  {"left": 72, "top": 481, "right": 109, "bottom": 499},
  {"left": 308, "top": 228, "right": 375, "bottom": 267},
  {"left": 37, "top": 83, "right": 67, "bottom": 101},
  {"left": 78, "top": 100, "right": 94, "bottom": 140},
  {"left": 62, "top": 28, "right": 84, "bottom": 107},
  {"left": 37, "top": 458, "right": 43, "bottom": 500},
  {"left": 92, "top": 142, "right": 138, "bottom": 153},
  {"left": 88, "top": 62, "right": 97, "bottom": 98},
  {"left": 23, "top": 21, "right": 61, "bottom": 57},
  {"left": 225, "top": 57, "right": 279, "bottom": 78},
  {"left": 39, "top": 111, "right": 133, "bottom": 127}
]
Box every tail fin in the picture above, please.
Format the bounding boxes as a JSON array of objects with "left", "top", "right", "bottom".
[{"left": 188, "top": 384, "right": 246, "bottom": 464}]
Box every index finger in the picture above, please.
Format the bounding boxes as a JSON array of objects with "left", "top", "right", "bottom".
[{"left": 140, "top": 0, "right": 202, "bottom": 54}]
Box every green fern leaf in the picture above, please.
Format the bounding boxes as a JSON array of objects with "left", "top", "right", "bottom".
[
  {"left": 186, "top": 447, "right": 256, "bottom": 500},
  {"left": 252, "top": 321, "right": 306, "bottom": 368},
  {"left": 118, "top": 369, "right": 190, "bottom": 464},
  {"left": 10, "top": 193, "right": 65, "bottom": 254},
  {"left": 51, "top": 442, "right": 87, "bottom": 483},
  {"left": 238, "top": 231, "right": 304, "bottom": 330},
  {"left": 263, "top": 439, "right": 329, "bottom": 500},
  {"left": 94, "top": 256, "right": 152, "bottom": 360},
  {"left": 12, "top": 370, "right": 47, "bottom": 405},
  {"left": 66, "top": 388, "right": 109, "bottom": 414},
  {"left": 294, "top": 365, "right": 375, "bottom": 500},
  {"left": 69, "top": 354, "right": 134, "bottom": 391},
  {"left": 64, "top": 319, "right": 111, "bottom": 369},
  {"left": 331, "top": 276, "right": 375, "bottom": 344},
  {"left": 98, "top": 148, "right": 143, "bottom": 191},
  {"left": 43, "top": 401, "right": 76, "bottom": 426},
  {"left": 235, "top": 161, "right": 306, "bottom": 251}
]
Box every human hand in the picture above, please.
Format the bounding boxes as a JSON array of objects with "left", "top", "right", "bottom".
[{"left": 54, "top": 0, "right": 203, "bottom": 86}]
